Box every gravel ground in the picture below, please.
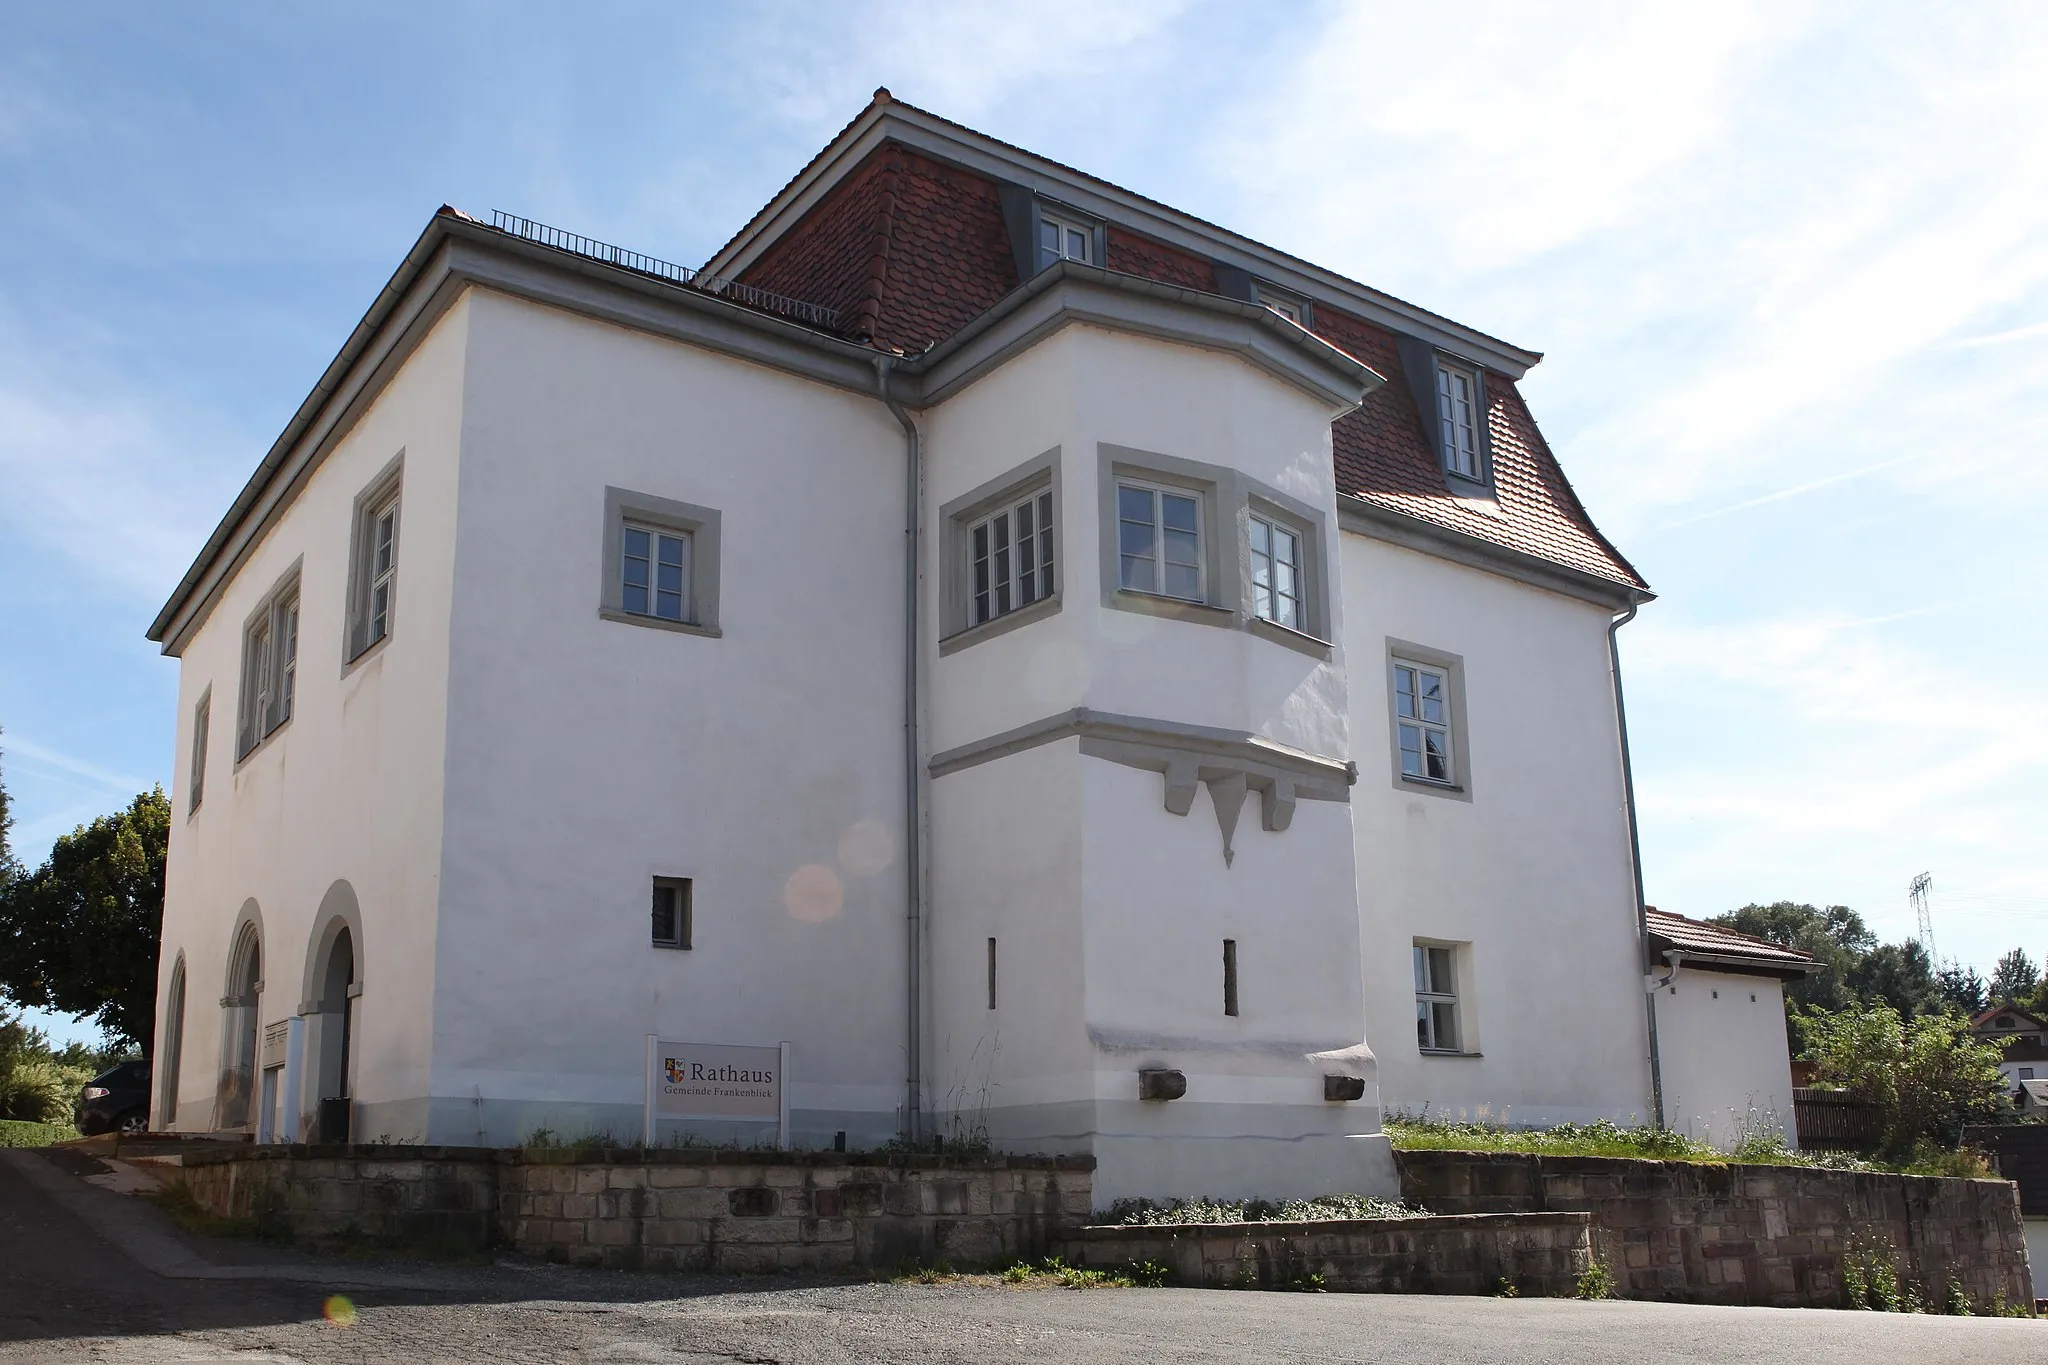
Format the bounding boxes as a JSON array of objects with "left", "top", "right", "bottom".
[{"left": 3, "top": 1148, "right": 2044, "bottom": 1364}]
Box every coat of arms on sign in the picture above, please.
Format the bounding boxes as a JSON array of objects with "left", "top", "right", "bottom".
[{"left": 665, "top": 1058, "right": 687, "bottom": 1083}]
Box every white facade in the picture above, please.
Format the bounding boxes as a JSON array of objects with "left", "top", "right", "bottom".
[
  {"left": 1654, "top": 970, "right": 1799, "bottom": 1149},
  {"left": 150, "top": 201, "right": 1657, "bottom": 1204}
]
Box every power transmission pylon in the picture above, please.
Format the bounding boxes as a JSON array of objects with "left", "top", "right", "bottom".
[{"left": 1909, "top": 872, "right": 1936, "bottom": 962}]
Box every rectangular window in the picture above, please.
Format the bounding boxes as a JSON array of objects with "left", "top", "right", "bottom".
[
  {"left": 1249, "top": 514, "right": 1303, "bottom": 631},
  {"left": 1038, "top": 209, "right": 1093, "bottom": 267},
  {"left": 1223, "top": 938, "right": 1239, "bottom": 1017},
  {"left": 652, "top": 878, "right": 692, "bottom": 949},
  {"left": 189, "top": 691, "right": 210, "bottom": 812},
  {"left": 365, "top": 494, "right": 398, "bottom": 647},
  {"left": 1415, "top": 944, "right": 1460, "bottom": 1052},
  {"left": 237, "top": 580, "right": 299, "bottom": 759},
  {"left": 1117, "top": 482, "right": 1203, "bottom": 601},
  {"left": 622, "top": 524, "right": 691, "bottom": 623},
  {"left": 970, "top": 489, "right": 1054, "bottom": 626},
  {"left": 346, "top": 458, "right": 402, "bottom": 663},
  {"left": 1393, "top": 659, "right": 1454, "bottom": 784},
  {"left": 1436, "top": 363, "right": 1481, "bottom": 480}
]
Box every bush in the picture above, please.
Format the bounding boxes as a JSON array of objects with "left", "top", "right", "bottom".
[
  {"left": 1387, "top": 1115, "right": 1715, "bottom": 1161},
  {"left": 1803, "top": 1006, "right": 2008, "bottom": 1157}
]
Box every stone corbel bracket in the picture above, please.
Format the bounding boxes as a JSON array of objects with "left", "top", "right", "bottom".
[{"left": 930, "top": 707, "right": 1353, "bottom": 865}]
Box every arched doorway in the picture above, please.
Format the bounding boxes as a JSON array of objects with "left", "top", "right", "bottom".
[
  {"left": 215, "top": 917, "right": 262, "bottom": 1131},
  {"left": 158, "top": 956, "right": 186, "bottom": 1131},
  {"left": 309, "top": 926, "right": 355, "bottom": 1142}
]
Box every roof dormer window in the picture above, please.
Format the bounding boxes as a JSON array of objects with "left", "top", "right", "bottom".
[
  {"left": 1038, "top": 208, "right": 1095, "bottom": 268},
  {"left": 1252, "top": 282, "right": 1311, "bottom": 328},
  {"left": 1436, "top": 361, "right": 1483, "bottom": 482}
]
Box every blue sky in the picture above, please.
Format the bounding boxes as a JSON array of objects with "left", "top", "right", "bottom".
[{"left": 3, "top": 2, "right": 2043, "bottom": 1044}]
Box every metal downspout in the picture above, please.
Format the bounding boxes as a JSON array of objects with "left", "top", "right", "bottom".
[
  {"left": 876, "top": 355, "right": 925, "bottom": 1144},
  {"left": 1609, "top": 601, "right": 1664, "bottom": 1128}
]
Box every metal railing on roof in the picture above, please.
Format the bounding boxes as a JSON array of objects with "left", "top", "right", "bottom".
[{"left": 487, "top": 210, "right": 841, "bottom": 331}]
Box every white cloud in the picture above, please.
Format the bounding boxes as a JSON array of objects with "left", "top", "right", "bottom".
[
  {"left": 1627, "top": 610, "right": 2048, "bottom": 960},
  {"left": 0, "top": 351, "right": 240, "bottom": 605}
]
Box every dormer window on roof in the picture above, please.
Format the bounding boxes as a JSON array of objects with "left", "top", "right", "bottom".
[
  {"left": 1436, "top": 360, "right": 1483, "bottom": 483},
  {"left": 1252, "top": 282, "right": 1312, "bottom": 329},
  {"left": 1039, "top": 207, "right": 1095, "bottom": 268}
]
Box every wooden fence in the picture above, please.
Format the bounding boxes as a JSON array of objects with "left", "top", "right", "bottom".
[{"left": 1793, "top": 1088, "right": 1884, "bottom": 1151}]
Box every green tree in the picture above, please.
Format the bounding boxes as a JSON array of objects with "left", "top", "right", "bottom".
[
  {"left": 1713, "top": 902, "right": 1875, "bottom": 1013},
  {"left": 1847, "top": 939, "right": 1943, "bottom": 1018},
  {"left": 1804, "top": 1004, "right": 2009, "bottom": 1155},
  {"left": 0, "top": 787, "right": 168, "bottom": 1050},
  {"left": 0, "top": 729, "right": 17, "bottom": 883},
  {"left": 1936, "top": 961, "right": 1988, "bottom": 1016},
  {"left": 1989, "top": 949, "right": 2040, "bottom": 1007}
]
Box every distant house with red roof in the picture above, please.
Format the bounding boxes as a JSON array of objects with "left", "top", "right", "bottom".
[{"left": 1972, "top": 1005, "right": 2048, "bottom": 1089}]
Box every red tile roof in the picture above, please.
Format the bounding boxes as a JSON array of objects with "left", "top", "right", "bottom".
[
  {"left": 1646, "top": 908, "right": 1821, "bottom": 974},
  {"left": 734, "top": 125, "right": 1647, "bottom": 594}
]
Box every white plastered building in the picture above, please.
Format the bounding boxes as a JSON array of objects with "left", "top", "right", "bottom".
[{"left": 147, "top": 94, "right": 1668, "bottom": 1203}]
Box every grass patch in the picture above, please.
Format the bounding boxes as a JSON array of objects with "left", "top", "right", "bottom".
[
  {"left": 996, "top": 1255, "right": 1166, "bottom": 1289},
  {"left": 1388, "top": 1116, "right": 1997, "bottom": 1178},
  {"left": 1100, "top": 1193, "right": 1423, "bottom": 1225},
  {"left": 0, "top": 1119, "right": 80, "bottom": 1148}
]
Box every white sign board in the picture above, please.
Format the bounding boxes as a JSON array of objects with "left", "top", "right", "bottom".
[{"left": 644, "top": 1037, "right": 790, "bottom": 1148}]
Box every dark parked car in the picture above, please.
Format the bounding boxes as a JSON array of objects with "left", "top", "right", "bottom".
[{"left": 74, "top": 1059, "right": 151, "bottom": 1136}]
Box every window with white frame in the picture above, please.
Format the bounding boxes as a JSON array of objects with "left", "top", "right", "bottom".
[
  {"left": 1435, "top": 362, "right": 1482, "bottom": 481},
  {"left": 969, "top": 488, "right": 1054, "bottom": 626},
  {"left": 1038, "top": 209, "right": 1094, "bottom": 268},
  {"left": 238, "top": 582, "right": 299, "bottom": 759},
  {"left": 1415, "top": 943, "right": 1461, "bottom": 1053},
  {"left": 1249, "top": 513, "right": 1303, "bottom": 631},
  {"left": 621, "top": 524, "right": 691, "bottom": 623},
  {"left": 189, "top": 690, "right": 211, "bottom": 812},
  {"left": 1117, "top": 482, "right": 1203, "bottom": 601},
  {"left": 364, "top": 493, "right": 398, "bottom": 645},
  {"left": 652, "top": 877, "right": 692, "bottom": 950},
  {"left": 1393, "top": 658, "right": 1453, "bottom": 783},
  {"left": 346, "top": 460, "right": 402, "bottom": 662}
]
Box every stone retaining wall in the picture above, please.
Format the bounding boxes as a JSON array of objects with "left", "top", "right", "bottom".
[
  {"left": 1057, "top": 1212, "right": 1591, "bottom": 1296},
  {"left": 1396, "top": 1150, "right": 2032, "bottom": 1309},
  {"left": 501, "top": 1150, "right": 1093, "bottom": 1272},
  {"left": 158, "top": 1145, "right": 1093, "bottom": 1272},
  {"left": 167, "top": 1145, "right": 499, "bottom": 1249}
]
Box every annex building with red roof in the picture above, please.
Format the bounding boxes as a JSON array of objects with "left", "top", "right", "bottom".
[{"left": 146, "top": 91, "right": 1678, "bottom": 1202}]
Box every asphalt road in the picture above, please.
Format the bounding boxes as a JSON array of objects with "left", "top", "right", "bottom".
[{"left": 2, "top": 1148, "right": 2043, "bottom": 1364}]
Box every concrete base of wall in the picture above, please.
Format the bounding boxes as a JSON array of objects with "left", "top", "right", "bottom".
[{"left": 1058, "top": 1212, "right": 1591, "bottom": 1295}]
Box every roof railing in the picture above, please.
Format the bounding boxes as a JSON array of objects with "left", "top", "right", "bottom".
[{"left": 487, "top": 210, "right": 841, "bottom": 332}]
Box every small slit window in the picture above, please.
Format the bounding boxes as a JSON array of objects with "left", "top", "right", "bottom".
[
  {"left": 652, "top": 878, "right": 692, "bottom": 950},
  {"left": 188, "top": 690, "right": 210, "bottom": 812}
]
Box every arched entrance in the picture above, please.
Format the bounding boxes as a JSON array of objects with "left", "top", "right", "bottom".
[
  {"left": 158, "top": 956, "right": 186, "bottom": 1131},
  {"left": 308, "top": 926, "right": 356, "bottom": 1142},
  {"left": 215, "top": 912, "right": 262, "bottom": 1131}
]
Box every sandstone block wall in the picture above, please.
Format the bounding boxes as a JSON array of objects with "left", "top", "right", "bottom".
[
  {"left": 170, "top": 1145, "right": 499, "bottom": 1249},
  {"left": 499, "top": 1150, "right": 1095, "bottom": 1272},
  {"left": 1057, "top": 1212, "right": 1592, "bottom": 1296},
  {"left": 1396, "top": 1150, "right": 2033, "bottom": 1309}
]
